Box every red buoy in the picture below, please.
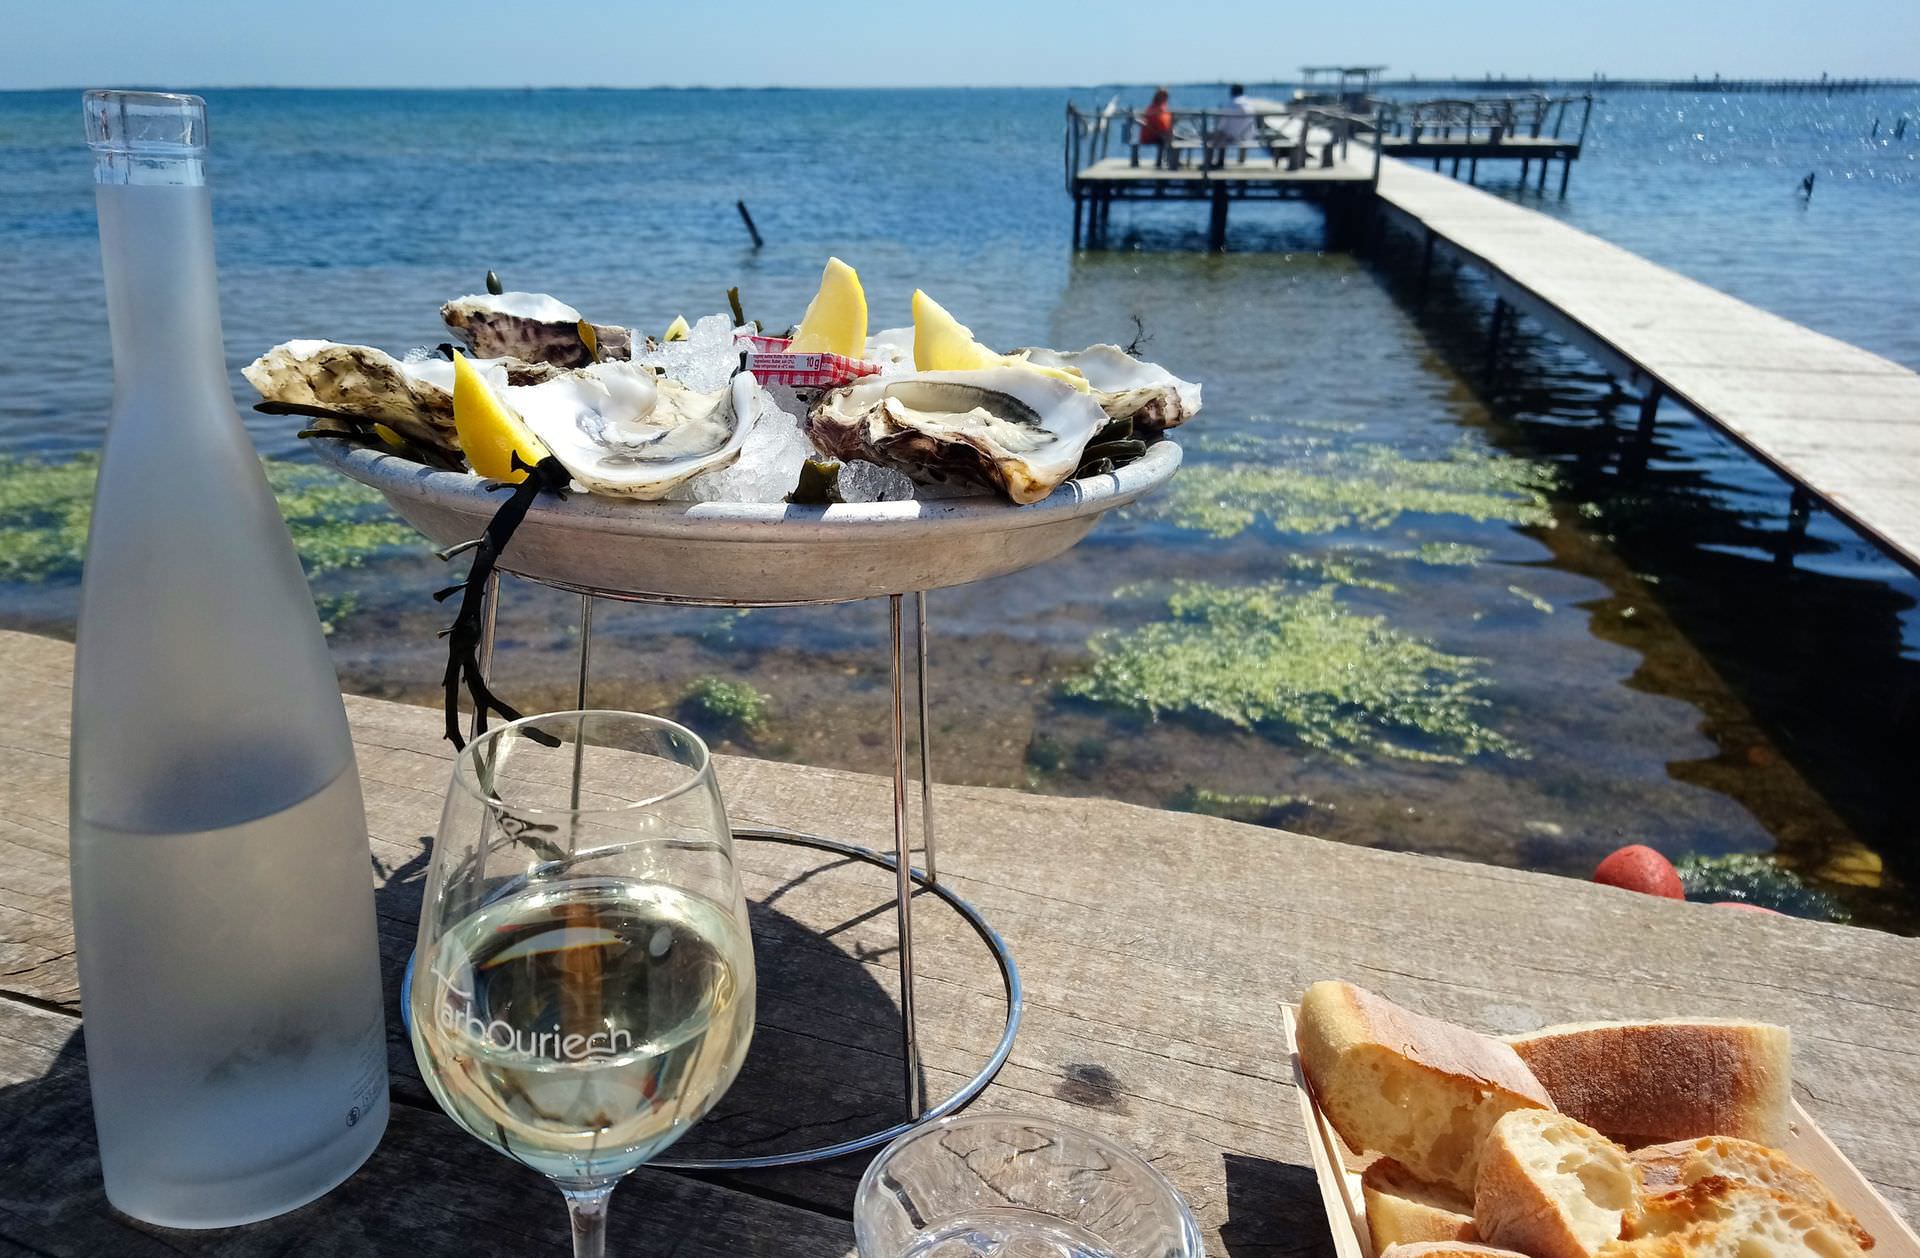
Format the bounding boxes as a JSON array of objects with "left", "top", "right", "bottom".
[{"left": 1593, "top": 845, "right": 1685, "bottom": 899}]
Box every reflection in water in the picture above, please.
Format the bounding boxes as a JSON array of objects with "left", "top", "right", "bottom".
[{"left": 1361, "top": 222, "right": 1920, "bottom": 927}]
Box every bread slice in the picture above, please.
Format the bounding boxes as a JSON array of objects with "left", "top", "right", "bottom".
[
  {"left": 1364, "top": 1158, "right": 1480, "bottom": 1250},
  {"left": 1608, "top": 1177, "right": 1868, "bottom": 1258},
  {"left": 1296, "top": 982, "right": 1554, "bottom": 1194},
  {"left": 1474, "top": 1109, "right": 1641, "bottom": 1258},
  {"left": 1632, "top": 1137, "right": 1872, "bottom": 1249},
  {"left": 1506, "top": 1019, "right": 1791, "bottom": 1146},
  {"left": 1380, "top": 1244, "right": 1531, "bottom": 1258}
]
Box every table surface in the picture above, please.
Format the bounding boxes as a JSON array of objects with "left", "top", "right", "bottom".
[{"left": 3, "top": 627, "right": 1917, "bottom": 1257}]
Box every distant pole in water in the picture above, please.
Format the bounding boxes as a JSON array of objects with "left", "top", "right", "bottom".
[
  {"left": 1800, "top": 171, "right": 1816, "bottom": 200},
  {"left": 1898, "top": 117, "right": 1910, "bottom": 140},
  {"left": 1871, "top": 118, "right": 1880, "bottom": 139},
  {"left": 735, "top": 200, "right": 764, "bottom": 249}
]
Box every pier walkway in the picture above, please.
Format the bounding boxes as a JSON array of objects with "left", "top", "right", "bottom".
[{"left": 1369, "top": 155, "right": 1920, "bottom": 575}]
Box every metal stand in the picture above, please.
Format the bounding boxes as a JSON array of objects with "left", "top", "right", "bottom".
[{"left": 464, "top": 577, "right": 1021, "bottom": 1169}]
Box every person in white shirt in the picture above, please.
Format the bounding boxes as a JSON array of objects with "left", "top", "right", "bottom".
[{"left": 1207, "top": 84, "right": 1258, "bottom": 166}]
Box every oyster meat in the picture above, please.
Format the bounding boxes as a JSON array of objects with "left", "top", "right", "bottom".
[
  {"left": 807, "top": 368, "right": 1108, "bottom": 505},
  {"left": 1013, "top": 344, "right": 1200, "bottom": 431},
  {"left": 442, "top": 291, "right": 632, "bottom": 367},
  {"left": 509, "top": 361, "right": 757, "bottom": 499}
]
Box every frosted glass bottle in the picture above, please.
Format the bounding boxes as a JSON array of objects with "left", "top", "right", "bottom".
[{"left": 69, "top": 90, "right": 388, "bottom": 1228}]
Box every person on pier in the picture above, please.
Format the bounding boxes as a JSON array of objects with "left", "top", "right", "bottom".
[
  {"left": 1207, "top": 83, "right": 1257, "bottom": 168},
  {"left": 1140, "top": 87, "right": 1175, "bottom": 168}
]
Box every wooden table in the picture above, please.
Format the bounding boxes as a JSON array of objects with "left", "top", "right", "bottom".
[{"left": 3, "top": 628, "right": 1917, "bottom": 1256}]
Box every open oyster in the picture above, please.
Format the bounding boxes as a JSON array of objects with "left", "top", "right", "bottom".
[
  {"left": 442, "top": 292, "right": 633, "bottom": 367},
  {"left": 1012, "top": 344, "right": 1200, "bottom": 431},
  {"left": 243, "top": 340, "right": 565, "bottom": 463},
  {"left": 508, "top": 361, "right": 757, "bottom": 498},
  {"left": 807, "top": 368, "right": 1108, "bottom": 505}
]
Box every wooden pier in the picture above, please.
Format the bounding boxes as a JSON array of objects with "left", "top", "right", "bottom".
[
  {"left": 1066, "top": 91, "right": 1920, "bottom": 577},
  {"left": 1067, "top": 93, "right": 1590, "bottom": 248},
  {"left": 1369, "top": 155, "right": 1920, "bottom": 576},
  {"left": 1374, "top": 93, "right": 1592, "bottom": 193},
  {"left": 1066, "top": 104, "right": 1379, "bottom": 249}
]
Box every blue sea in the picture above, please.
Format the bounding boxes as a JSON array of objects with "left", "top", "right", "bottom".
[{"left": 2, "top": 86, "right": 1917, "bottom": 926}]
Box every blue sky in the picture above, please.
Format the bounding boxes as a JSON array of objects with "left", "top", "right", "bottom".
[{"left": 2, "top": 0, "right": 1914, "bottom": 89}]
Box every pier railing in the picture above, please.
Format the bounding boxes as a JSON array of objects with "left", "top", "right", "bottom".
[
  {"left": 1373, "top": 93, "right": 1594, "bottom": 147},
  {"left": 1064, "top": 103, "right": 1383, "bottom": 186}
]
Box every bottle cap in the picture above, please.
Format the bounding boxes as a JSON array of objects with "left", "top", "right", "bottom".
[{"left": 84, "top": 90, "right": 207, "bottom": 185}]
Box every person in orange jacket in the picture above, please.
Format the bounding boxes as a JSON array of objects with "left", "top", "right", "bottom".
[{"left": 1139, "top": 87, "right": 1175, "bottom": 168}]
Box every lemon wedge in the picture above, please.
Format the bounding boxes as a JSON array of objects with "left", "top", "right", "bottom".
[
  {"left": 788, "top": 257, "right": 868, "bottom": 357},
  {"left": 663, "top": 314, "right": 691, "bottom": 342},
  {"left": 451, "top": 352, "right": 548, "bottom": 482},
  {"left": 911, "top": 289, "right": 1088, "bottom": 390}
]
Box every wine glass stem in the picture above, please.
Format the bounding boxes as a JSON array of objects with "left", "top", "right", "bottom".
[{"left": 561, "top": 1182, "right": 616, "bottom": 1258}]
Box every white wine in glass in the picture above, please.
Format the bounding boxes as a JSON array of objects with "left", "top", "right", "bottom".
[{"left": 410, "top": 711, "right": 756, "bottom": 1256}]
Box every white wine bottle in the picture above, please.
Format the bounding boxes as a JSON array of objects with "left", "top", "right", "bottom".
[{"left": 69, "top": 90, "right": 388, "bottom": 1227}]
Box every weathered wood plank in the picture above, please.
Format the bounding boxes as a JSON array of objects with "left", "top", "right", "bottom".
[
  {"left": 5, "top": 629, "right": 1920, "bottom": 1255},
  {"left": 1371, "top": 153, "right": 1920, "bottom": 573},
  {"left": 0, "top": 998, "right": 857, "bottom": 1257}
]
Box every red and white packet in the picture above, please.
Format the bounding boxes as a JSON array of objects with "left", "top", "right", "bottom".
[{"left": 735, "top": 332, "right": 883, "bottom": 389}]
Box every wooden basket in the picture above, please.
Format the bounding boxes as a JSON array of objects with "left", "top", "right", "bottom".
[{"left": 1279, "top": 1006, "right": 1920, "bottom": 1258}]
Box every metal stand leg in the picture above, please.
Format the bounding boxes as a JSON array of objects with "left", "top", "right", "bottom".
[
  {"left": 914, "top": 591, "right": 938, "bottom": 885},
  {"left": 569, "top": 593, "right": 594, "bottom": 816},
  {"left": 888, "top": 594, "right": 923, "bottom": 1118}
]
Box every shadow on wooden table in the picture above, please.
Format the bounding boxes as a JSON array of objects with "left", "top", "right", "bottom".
[
  {"left": 0, "top": 1009, "right": 853, "bottom": 1256},
  {"left": 1221, "top": 1152, "right": 1335, "bottom": 1258}
]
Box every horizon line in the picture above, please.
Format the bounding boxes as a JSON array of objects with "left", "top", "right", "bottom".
[{"left": 6, "top": 74, "right": 1919, "bottom": 94}]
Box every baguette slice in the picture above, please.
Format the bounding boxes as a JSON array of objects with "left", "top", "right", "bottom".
[
  {"left": 1364, "top": 1158, "right": 1480, "bottom": 1251},
  {"left": 1474, "top": 1109, "right": 1642, "bottom": 1258},
  {"left": 1506, "top": 1019, "right": 1791, "bottom": 1146},
  {"left": 1381, "top": 1245, "right": 1531, "bottom": 1258},
  {"left": 1297, "top": 982, "right": 1554, "bottom": 1194},
  {"left": 1608, "top": 1177, "right": 1868, "bottom": 1258},
  {"left": 1632, "top": 1137, "right": 1872, "bottom": 1249}
]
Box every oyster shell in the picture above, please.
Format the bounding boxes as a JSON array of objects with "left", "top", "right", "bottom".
[
  {"left": 807, "top": 368, "right": 1107, "bottom": 505},
  {"left": 508, "top": 361, "right": 757, "bottom": 499},
  {"left": 442, "top": 292, "right": 632, "bottom": 367},
  {"left": 243, "top": 340, "right": 564, "bottom": 461},
  {"left": 1012, "top": 344, "right": 1200, "bottom": 431}
]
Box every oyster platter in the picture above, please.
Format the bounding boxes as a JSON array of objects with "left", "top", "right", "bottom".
[{"left": 251, "top": 258, "right": 1194, "bottom": 604}]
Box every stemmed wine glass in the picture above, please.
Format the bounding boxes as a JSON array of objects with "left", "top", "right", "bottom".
[{"left": 408, "top": 711, "right": 756, "bottom": 1257}]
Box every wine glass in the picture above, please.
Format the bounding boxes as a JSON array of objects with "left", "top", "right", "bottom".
[
  {"left": 854, "top": 1112, "right": 1205, "bottom": 1258},
  {"left": 408, "top": 710, "right": 756, "bottom": 1257}
]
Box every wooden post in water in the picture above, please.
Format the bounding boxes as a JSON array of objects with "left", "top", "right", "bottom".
[
  {"left": 1207, "top": 184, "right": 1230, "bottom": 251},
  {"left": 1071, "top": 189, "right": 1085, "bottom": 249},
  {"left": 1485, "top": 298, "right": 1508, "bottom": 382},
  {"left": 1536, "top": 156, "right": 1550, "bottom": 193},
  {"left": 1521, "top": 157, "right": 1530, "bottom": 182},
  {"left": 1559, "top": 157, "right": 1572, "bottom": 197}
]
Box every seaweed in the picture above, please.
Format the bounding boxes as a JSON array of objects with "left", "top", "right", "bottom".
[
  {"left": 1676, "top": 853, "right": 1852, "bottom": 922},
  {"left": 678, "top": 676, "right": 770, "bottom": 740},
  {"left": 0, "top": 454, "right": 414, "bottom": 605},
  {"left": 1146, "top": 440, "right": 1555, "bottom": 540},
  {"left": 1062, "top": 581, "right": 1524, "bottom": 765}
]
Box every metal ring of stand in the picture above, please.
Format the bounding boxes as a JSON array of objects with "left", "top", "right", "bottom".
[{"left": 469, "top": 575, "right": 1024, "bottom": 1169}]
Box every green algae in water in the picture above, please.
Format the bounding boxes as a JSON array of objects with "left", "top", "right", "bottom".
[
  {"left": 1150, "top": 440, "right": 1556, "bottom": 540},
  {"left": 678, "top": 676, "right": 770, "bottom": 738},
  {"left": 0, "top": 454, "right": 417, "bottom": 628},
  {"left": 1063, "top": 582, "right": 1524, "bottom": 765},
  {"left": 1676, "top": 852, "right": 1851, "bottom": 922}
]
